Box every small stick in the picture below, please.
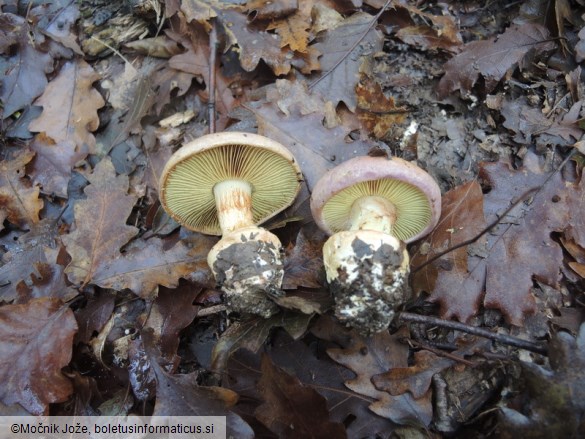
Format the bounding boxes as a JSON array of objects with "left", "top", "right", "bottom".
[
  {"left": 208, "top": 20, "right": 218, "bottom": 134},
  {"left": 197, "top": 304, "right": 226, "bottom": 317},
  {"left": 408, "top": 339, "right": 476, "bottom": 366},
  {"left": 398, "top": 312, "right": 548, "bottom": 355}
]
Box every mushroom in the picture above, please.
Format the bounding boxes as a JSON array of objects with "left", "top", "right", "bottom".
[
  {"left": 159, "top": 132, "right": 303, "bottom": 317},
  {"left": 311, "top": 156, "right": 441, "bottom": 334}
]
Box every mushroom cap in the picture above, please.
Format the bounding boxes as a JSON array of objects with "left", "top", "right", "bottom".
[
  {"left": 310, "top": 156, "right": 441, "bottom": 243},
  {"left": 160, "top": 132, "right": 303, "bottom": 235}
]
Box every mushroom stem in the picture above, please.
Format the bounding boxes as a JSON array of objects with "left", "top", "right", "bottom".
[
  {"left": 213, "top": 179, "right": 254, "bottom": 233},
  {"left": 347, "top": 196, "right": 397, "bottom": 234}
]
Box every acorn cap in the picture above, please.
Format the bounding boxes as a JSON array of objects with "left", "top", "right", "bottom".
[
  {"left": 310, "top": 156, "right": 441, "bottom": 243},
  {"left": 160, "top": 132, "right": 303, "bottom": 235}
]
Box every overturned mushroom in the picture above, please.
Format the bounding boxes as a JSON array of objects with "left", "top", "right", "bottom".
[
  {"left": 159, "top": 132, "right": 303, "bottom": 317},
  {"left": 311, "top": 156, "right": 441, "bottom": 334}
]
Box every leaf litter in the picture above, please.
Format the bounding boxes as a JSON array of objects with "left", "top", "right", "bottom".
[{"left": 1, "top": 0, "right": 585, "bottom": 437}]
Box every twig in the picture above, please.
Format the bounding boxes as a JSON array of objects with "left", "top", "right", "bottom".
[
  {"left": 89, "top": 36, "right": 136, "bottom": 72},
  {"left": 408, "top": 339, "right": 476, "bottom": 366},
  {"left": 412, "top": 148, "right": 577, "bottom": 274},
  {"left": 197, "top": 304, "right": 226, "bottom": 317},
  {"left": 308, "top": 0, "right": 391, "bottom": 90},
  {"left": 208, "top": 20, "right": 218, "bottom": 134},
  {"left": 398, "top": 312, "right": 548, "bottom": 355}
]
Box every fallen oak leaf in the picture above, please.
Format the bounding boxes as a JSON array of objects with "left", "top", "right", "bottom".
[
  {"left": 211, "top": 312, "right": 312, "bottom": 375},
  {"left": 0, "top": 149, "right": 43, "bottom": 230},
  {"left": 392, "top": 0, "right": 462, "bottom": 52},
  {"left": 167, "top": 28, "right": 236, "bottom": 130},
  {"left": 29, "top": 59, "right": 105, "bottom": 153},
  {"left": 355, "top": 75, "right": 408, "bottom": 139},
  {"left": 253, "top": 80, "right": 376, "bottom": 191},
  {"left": 411, "top": 181, "right": 487, "bottom": 323},
  {"left": 501, "top": 97, "right": 583, "bottom": 148},
  {"left": 0, "top": 13, "right": 53, "bottom": 117},
  {"left": 309, "top": 12, "right": 384, "bottom": 111},
  {"left": 265, "top": 1, "right": 312, "bottom": 53},
  {"left": 142, "top": 329, "right": 255, "bottom": 438},
  {"left": 245, "top": 0, "right": 297, "bottom": 20},
  {"left": 312, "top": 317, "right": 433, "bottom": 427},
  {"left": 0, "top": 298, "right": 77, "bottom": 415},
  {"left": 479, "top": 154, "right": 574, "bottom": 325},
  {"left": 63, "top": 158, "right": 139, "bottom": 288},
  {"left": 437, "top": 23, "right": 556, "bottom": 99},
  {"left": 30, "top": 133, "right": 88, "bottom": 198},
  {"left": 218, "top": 8, "right": 293, "bottom": 75},
  {"left": 92, "top": 236, "right": 215, "bottom": 300},
  {"left": 372, "top": 339, "right": 487, "bottom": 399},
  {"left": 373, "top": 350, "right": 450, "bottom": 399},
  {"left": 255, "top": 354, "right": 347, "bottom": 438},
  {"left": 0, "top": 219, "right": 59, "bottom": 302},
  {"left": 282, "top": 226, "right": 327, "bottom": 289},
  {"left": 236, "top": 327, "right": 396, "bottom": 437}
]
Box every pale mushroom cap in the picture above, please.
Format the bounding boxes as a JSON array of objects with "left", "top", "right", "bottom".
[
  {"left": 160, "top": 132, "right": 303, "bottom": 235},
  {"left": 311, "top": 156, "right": 441, "bottom": 243}
]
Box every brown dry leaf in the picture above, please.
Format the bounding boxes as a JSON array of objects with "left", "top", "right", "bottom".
[
  {"left": 0, "top": 149, "right": 43, "bottom": 230},
  {"left": 253, "top": 79, "right": 375, "bottom": 191},
  {"left": 74, "top": 291, "right": 116, "bottom": 344},
  {"left": 0, "top": 13, "right": 53, "bottom": 117},
  {"left": 290, "top": 44, "right": 322, "bottom": 74},
  {"left": 29, "top": 59, "right": 105, "bottom": 153},
  {"left": 219, "top": 8, "right": 293, "bottom": 75},
  {"left": 0, "top": 298, "right": 77, "bottom": 414},
  {"left": 282, "top": 226, "right": 327, "bottom": 289},
  {"left": 255, "top": 354, "right": 347, "bottom": 438},
  {"left": 356, "top": 75, "right": 408, "bottom": 138},
  {"left": 167, "top": 28, "right": 236, "bottom": 130},
  {"left": 43, "top": 4, "right": 83, "bottom": 55},
  {"left": 253, "top": 326, "right": 396, "bottom": 437},
  {"left": 411, "top": 181, "right": 487, "bottom": 322},
  {"left": 373, "top": 350, "right": 451, "bottom": 399},
  {"left": 372, "top": 339, "right": 487, "bottom": 399},
  {"left": 0, "top": 219, "right": 58, "bottom": 301},
  {"left": 393, "top": 0, "right": 462, "bottom": 52},
  {"left": 62, "top": 158, "right": 139, "bottom": 288},
  {"left": 30, "top": 133, "right": 88, "bottom": 198},
  {"left": 92, "top": 237, "right": 215, "bottom": 300},
  {"left": 124, "top": 36, "right": 183, "bottom": 58},
  {"left": 501, "top": 98, "right": 583, "bottom": 148},
  {"left": 180, "top": 0, "right": 217, "bottom": 31},
  {"left": 313, "top": 318, "right": 433, "bottom": 426},
  {"left": 479, "top": 155, "right": 574, "bottom": 325},
  {"left": 266, "top": 0, "right": 312, "bottom": 53},
  {"left": 151, "top": 61, "right": 197, "bottom": 115},
  {"left": 16, "top": 260, "right": 78, "bottom": 304},
  {"left": 144, "top": 285, "right": 203, "bottom": 362},
  {"left": 310, "top": 12, "right": 383, "bottom": 111},
  {"left": 142, "top": 330, "right": 255, "bottom": 437},
  {"left": 246, "top": 0, "right": 297, "bottom": 20},
  {"left": 211, "top": 312, "right": 312, "bottom": 374},
  {"left": 437, "top": 23, "right": 556, "bottom": 98}
]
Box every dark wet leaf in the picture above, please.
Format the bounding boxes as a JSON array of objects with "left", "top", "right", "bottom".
[
  {"left": 0, "top": 298, "right": 77, "bottom": 414},
  {"left": 255, "top": 354, "right": 347, "bottom": 438}
]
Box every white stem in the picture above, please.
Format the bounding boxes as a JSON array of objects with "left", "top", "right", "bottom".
[
  {"left": 347, "top": 196, "right": 397, "bottom": 234},
  {"left": 213, "top": 180, "right": 254, "bottom": 233}
]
